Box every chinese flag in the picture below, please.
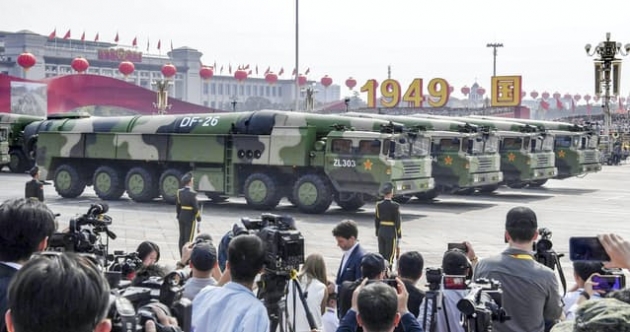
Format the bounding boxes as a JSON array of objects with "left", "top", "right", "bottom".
[
  {"left": 556, "top": 98, "right": 563, "bottom": 110},
  {"left": 279, "top": 67, "right": 284, "bottom": 76},
  {"left": 305, "top": 67, "right": 310, "bottom": 75},
  {"left": 229, "top": 64, "right": 232, "bottom": 74},
  {"left": 48, "top": 29, "right": 56, "bottom": 40},
  {"left": 157, "top": 39, "right": 161, "bottom": 50},
  {"left": 220, "top": 65, "right": 224, "bottom": 74},
  {"left": 63, "top": 29, "right": 71, "bottom": 39},
  {"left": 244, "top": 64, "right": 250, "bottom": 70},
  {"left": 94, "top": 33, "right": 99, "bottom": 42},
  {"left": 170, "top": 40, "right": 173, "bottom": 51},
  {"left": 255, "top": 65, "right": 258, "bottom": 75},
  {"left": 80, "top": 31, "right": 85, "bottom": 42},
  {"left": 292, "top": 68, "right": 297, "bottom": 76},
  {"left": 146, "top": 39, "right": 150, "bottom": 52},
  {"left": 264, "top": 66, "right": 270, "bottom": 75},
  {"left": 132, "top": 37, "right": 137, "bottom": 47},
  {"left": 248, "top": 70, "right": 252, "bottom": 75},
  {"left": 114, "top": 32, "right": 119, "bottom": 43}
]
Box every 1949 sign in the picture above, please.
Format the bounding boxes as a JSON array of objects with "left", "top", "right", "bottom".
[{"left": 360, "top": 78, "right": 451, "bottom": 108}]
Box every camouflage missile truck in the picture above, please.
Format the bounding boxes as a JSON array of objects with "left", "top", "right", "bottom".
[
  {"left": 25, "top": 110, "right": 434, "bottom": 214},
  {"left": 345, "top": 112, "right": 503, "bottom": 199},
  {"left": 0, "top": 113, "right": 45, "bottom": 173},
  {"left": 418, "top": 115, "right": 558, "bottom": 190},
  {"left": 471, "top": 116, "right": 601, "bottom": 185}
]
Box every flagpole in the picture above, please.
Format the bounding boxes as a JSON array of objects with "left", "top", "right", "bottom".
[{"left": 294, "top": 0, "right": 300, "bottom": 112}]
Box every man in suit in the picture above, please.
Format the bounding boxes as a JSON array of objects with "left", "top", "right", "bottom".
[
  {"left": 375, "top": 183, "right": 402, "bottom": 267},
  {"left": 176, "top": 172, "right": 201, "bottom": 258},
  {"left": 331, "top": 219, "right": 366, "bottom": 296},
  {"left": 0, "top": 198, "right": 56, "bottom": 332},
  {"left": 24, "top": 166, "right": 45, "bottom": 202}
]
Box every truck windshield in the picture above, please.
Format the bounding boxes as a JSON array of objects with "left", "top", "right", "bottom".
[
  {"left": 484, "top": 136, "right": 499, "bottom": 153},
  {"left": 501, "top": 137, "right": 522, "bottom": 151},
  {"left": 0, "top": 128, "right": 7, "bottom": 142},
  {"left": 412, "top": 137, "right": 430, "bottom": 157},
  {"left": 463, "top": 138, "right": 483, "bottom": 155},
  {"left": 555, "top": 136, "right": 573, "bottom": 149},
  {"left": 586, "top": 135, "right": 599, "bottom": 149},
  {"left": 542, "top": 136, "right": 554, "bottom": 151}
]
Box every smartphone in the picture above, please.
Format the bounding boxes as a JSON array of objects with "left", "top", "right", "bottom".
[
  {"left": 569, "top": 237, "right": 611, "bottom": 261},
  {"left": 367, "top": 279, "right": 398, "bottom": 288},
  {"left": 592, "top": 275, "right": 625, "bottom": 292},
  {"left": 448, "top": 242, "right": 468, "bottom": 253},
  {"left": 443, "top": 275, "right": 467, "bottom": 290}
]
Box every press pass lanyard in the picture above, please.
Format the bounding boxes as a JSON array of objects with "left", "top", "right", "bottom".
[{"left": 510, "top": 254, "right": 567, "bottom": 296}]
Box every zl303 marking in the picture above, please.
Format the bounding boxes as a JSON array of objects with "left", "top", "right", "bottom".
[{"left": 333, "top": 159, "right": 357, "bottom": 167}]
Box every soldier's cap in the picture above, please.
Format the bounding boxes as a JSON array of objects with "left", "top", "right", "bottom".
[
  {"left": 505, "top": 206, "right": 537, "bottom": 230},
  {"left": 361, "top": 253, "right": 387, "bottom": 277},
  {"left": 190, "top": 242, "right": 217, "bottom": 272},
  {"left": 181, "top": 172, "right": 193, "bottom": 185},
  {"left": 29, "top": 166, "right": 39, "bottom": 177},
  {"left": 380, "top": 182, "right": 394, "bottom": 195},
  {"left": 550, "top": 298, "right": 630, "bottom": 332}
]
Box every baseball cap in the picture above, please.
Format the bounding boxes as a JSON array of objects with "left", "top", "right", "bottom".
[
  {"left": 505, "top": 206, "right": 538, "bottom": 230},
  {"left": 550, "top": 298, "right": 630, "bottom": 332},
  {"left": 361, "top": 253, "right": 386, "bottom": 278},
  {"left": 442, "top": 249, "right": 471, "bottom": 276},
  {"left": 190, "top": 242, "right": 217, "bottom": 272}
]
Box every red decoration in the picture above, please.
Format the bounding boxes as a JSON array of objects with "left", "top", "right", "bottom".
[
  {"left": 265, "top": 72, "right": 278, "bottom": 85},
  {"left": 234, "top": 69, "right": 248, "bottom": 82},
  {"left": 530, "top": 91, "right": 539, "bottom": 99},
  {"left": 17, "top": 52, "right": 36, "bottom": 71},
  {"left": 477, "top": 87, "right": 486, "bottom": 96},
  {"left": 118, "top": 61, "right": 135, "bottom": 76},
  {"left": 298, "top": 74, "right": 307, "bottom": 86},
  {"left": 199, "top": 66, "right": 214, "bottom": 81},
  {"left": 574, "top": 94, "right": 581, "bottom": 102},
  {"left": 461, "top": 86, "right": 470, "bottom": 96},
  {"left": 584, "top": 94, "right": 591, "bottom": 102},
  {"left": 553, "top": 92, "right": 561, "bottom": 99},
  {"left": 161, "top": 63, "right": 177, "bottom": 78},
  {"left": 345, "top": 77, "right": 357, "bottom": 90},
  {"left": 321, "top": 75, "right": 333, "bottom": 88},
  {"left": 541, "top": 91, "right": 550, "bottom": 99},
  {"left": 71, "top": 57, "right": 90, "bottom": 73}
]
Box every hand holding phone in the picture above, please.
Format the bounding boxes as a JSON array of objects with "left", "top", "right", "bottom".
[
  {"left": 569, "top": 237, "right": 611, "bottom": 262},
  {"left": 592, "top": 274, "right": 625, "bottom": 292}
]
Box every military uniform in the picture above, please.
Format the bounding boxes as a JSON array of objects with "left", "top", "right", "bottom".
[
  {"left": 176, "top": 186, "right": 201, "bottom": 256},
  {"left": 375, "top": 198, "right": 401, "bottom": 266}
]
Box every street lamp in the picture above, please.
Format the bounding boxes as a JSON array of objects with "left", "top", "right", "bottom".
[
  {"left": 585, "top": 32, "right": 630, "bottom": 153},
  {"left": 152, "top": 80, "right": 172, "bottom": 115},
  {"left": 294, "top": 0, "right": 300, "bottom": 112},
  {"left": 486, "top": 43, "right": 504, "bottom": 77}
]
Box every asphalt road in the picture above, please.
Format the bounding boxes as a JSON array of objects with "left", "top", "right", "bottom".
[{"left": 2, "top": 164, "right": 629, "bottom": 287}]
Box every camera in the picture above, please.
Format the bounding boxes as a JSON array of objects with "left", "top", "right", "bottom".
[
  {"left": 425, "top": 267, "right": 468, "bottom": 291},
  {"left": 457, "top": 278, "right": 510, "bottom": 332},
  {"left": 241, "top": 213, "right": 304, "bottom": 275},
  {"left": 533, "top": 227, "right": 564, "bottom": 270},
  {"left": 46, "top": 203, "right": 116, "bottom": 267},
  {"left": 367, "top": 278, "right": 398, "bottom": 288},
  {"left": 108, "top": 250, "right": 144, "bottom": 281}
]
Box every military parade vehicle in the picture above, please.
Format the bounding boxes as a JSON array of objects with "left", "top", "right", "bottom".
[
  {"left": 24, "top": 110, "right": 434, "bottom": 213},
  {"left": 0, "top": 113, "right": 44, "bottom": 173}
]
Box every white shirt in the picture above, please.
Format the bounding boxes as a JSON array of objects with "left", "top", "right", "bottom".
[
  {"left": 340, "top": 242, "right": 359, "bottom": 273},
  {"left": 322, "top": 307, "right": 339, "bottom": 332}
]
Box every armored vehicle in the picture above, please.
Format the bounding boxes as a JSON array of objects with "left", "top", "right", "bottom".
[{"left": 0, "top": 113, "right": 44, "bottom": 172}]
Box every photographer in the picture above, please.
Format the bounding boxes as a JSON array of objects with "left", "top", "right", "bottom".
[
  {"left": 0, "top": 198, "right": 56, "bottom": 332},
  {"left": 192, "top": 234, "right": 268, "bottom": 332},
  {"left": 182, "top": 241, "right": 219, "bottom": 300},
  {"left": 338, "top": 253, "right": 388, "bottom": 320},
  {"left": 394, "top": 251, "right": 425, "bottom": 332},
  {"left": 473, "top": 206, "right": 562, "bottom": 332},
  {"left": 563, "top": 262, "right": 605, "bottom": 320}
]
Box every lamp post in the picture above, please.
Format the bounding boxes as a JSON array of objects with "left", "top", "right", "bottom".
[
  {"left": 294, "top": 0, "right": 300, "bottom": 112},
  {"left": 486, "top": 43, "right": 504, "bottom": 77},
  {"left": 585, "top": 32, "right": 630, "bottom": 154},
  {"left": 152, "top": 80, "right": 172, "bottom": 115}
]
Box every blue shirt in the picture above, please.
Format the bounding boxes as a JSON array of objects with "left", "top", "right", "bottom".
[{"left": 192, "top": 282, "right": 270, "bottom": 332}]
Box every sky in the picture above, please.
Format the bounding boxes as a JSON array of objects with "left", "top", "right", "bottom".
[{"left": 4, "top": 0, "right": 630, "bottom": 101}]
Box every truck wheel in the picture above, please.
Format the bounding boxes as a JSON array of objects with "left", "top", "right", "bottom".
[
  {"left": 159, "top": 169, "right": 184, "bottom": 204},
  {"left": 528, "top": 179, "right": 548, "bottom": 188},
  {"left": 415, "top": 189, "right": 439, "bottom": 200},
  {"left": 244, "top": 173, "right": 281, "bottom": 210},
  {"left": 507, "top": 182, "right": 528, "bottom": 189},
  {"left": 125, "top": 167, "right": 159, "bottom": 202},
  {"left": 478, "top": 185, "right": 500, "bottom": 193},
  {"left": 93, "top": 166, "right": 125, "bottom": 200},
  {"left": 293, "top": 174, "right": 333, "bottom": 214},
  {"left": 8, "top": 150, "right": 28, "bottom": 173},
  {"left": 393, "top": 195, "right": 413, "bottom": 204},
  {"left": 334, "top": 192, "right": 365, "bottom": 211},
  {"left": 54, "top": 164, "right": 86, "bottom": 198}
]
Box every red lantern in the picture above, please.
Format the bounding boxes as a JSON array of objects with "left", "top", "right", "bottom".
[
  {"left": 71, "top": 57, "right": 89, "bottom": 73},
  {"left": 584, "top": 94, "right": 591, "bottom": 102},
  {"left": 461, "top": 86, "right": 470, "bottom": 96},
  {"left": 477, "top": 87, "right": 485, "bottom": 96},
  {"left": 118, "top": 61, "right": 135, "bottom": 77},
  {"left": 574, "top": 94, "right": 581, "bottom": 102},
  {"left": 161, "top": 63, "right": 177, "bottom": 79},
  {"left": 234, "top": 69, "right": 248, "bottom": 83},
  {"left": 298, "top": 74, "right": 307, "bottom": 86},
  {"left": 530, "top": 91, "right": 539, "bottom": 99},
  {"left": 553, "top": 92, "right": 561, "bottom": 99},
  {"left": 321, "top": 75, "right": 333, "bottom": 88},
  {"left": 200, "top": 66, "right": 214, "bottom": 81},
  {"left": 542, "top": 91, "right": 550, "bottom": 99},
  {"left": 345, "top": 77, "right": 357, "bottom": 90},
  {"left": 265, "top": 72, "right": 278, "bottom": 85},
  {"left": 17, "top": 52, "right": 36, "bottom": 71}
]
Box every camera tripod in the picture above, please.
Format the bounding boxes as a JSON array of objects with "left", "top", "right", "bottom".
[{"left": 422, "top": 290, "right": 458, "bottom": 332}]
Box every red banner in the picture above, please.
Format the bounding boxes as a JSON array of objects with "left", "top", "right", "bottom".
[{"left": 97, "top": 48, "right": 143, "bottom": 63}]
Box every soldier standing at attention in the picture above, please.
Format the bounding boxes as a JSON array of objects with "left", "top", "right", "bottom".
[
  {"left": 176, "top": 172, "right": 201, "bottom": 257},
  {"left": 24, "top": 166, "right": 45, "bottom": 202},
  {"left": 375, "top": 183, "right": 401, "bottom": 267}
]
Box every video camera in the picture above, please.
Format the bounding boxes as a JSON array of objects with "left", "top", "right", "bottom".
[
  {"left": 533, "top": 228, "right": 564, "bottom": 270},
  {"left": 457, "top": 278, "right": 510, "bottom": 332},
  {"left": 425, "top": 267, "right": 469, "bottom": 292},
  {"left": 108, "top": 250, "right": 144, "bottom": 281},
  {"left": 108, "top": 270, "right": 192, "bottom": 332},
  {"left": 46, "top": 203, "right": 116, "bottom": 267},
  {"left": 241, "top": 213, "right": 304, "bottom": 275}
]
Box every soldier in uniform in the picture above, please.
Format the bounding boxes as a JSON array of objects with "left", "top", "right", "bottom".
[
  {"left": 24, "top": 166, "right": 45, "bottom": 202},
  {"left": 374, "top": 182, "right": 402, "bottom": 267},
  {"left": 176, "top": 172, "right": 201, "bottom": 257}
]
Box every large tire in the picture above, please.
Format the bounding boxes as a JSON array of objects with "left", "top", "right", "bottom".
[
  {"left": 93, "top": 166, "right": 125, "bottom": 200},
  {"left": 159, "top": 169, "right": 184, "bottom": 204},
  {"left": 528, "top": 179, "right": 548, "bottom": 188},
  {"left": 478, "top": 184, "right": 500, "bottom": 193},
  {"left": 392, "top": 195, "right": 413, "bottom": 204},
  {"left": 53, "top": 164, "right": 86, "bottom": 198},
  {"left": 415, "top": 189, "right": 439, "bottom": 200},
  {"left": 125, "top": 167, "right": 159, "bottom": 202},
  {"left": 8, "top": 150, "right": 28, "bottom": 173},
  {"left": 507, "top": 182, "right": 528, "bottom": 189},
  {"left": 334, "top": 192, "right": 366, "bottom": 211},
  {"left": 293, "top": 174, "right": 333, "bottom": 214},
  {"left": 243, "top": 173, "right": 281, "bottom": 210}
]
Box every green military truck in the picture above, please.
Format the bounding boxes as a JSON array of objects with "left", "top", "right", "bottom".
[
  {"left": 471, "top": 116, "right": 601, "bottom": 184},
  {"left": 0, "top": 113, "right": 45, "bottom": 173},
  {"left": 420, "top": 115, "right": 558, "bottom": 190},
  {"left": 25, "top": 110, "right": 434, "bottom": 213},
  {"left": 0, "top": 123, "right": 9, "bottom": 169},
  {"left": 345, "top": 112, "right": 503, "bottom": 199}
]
